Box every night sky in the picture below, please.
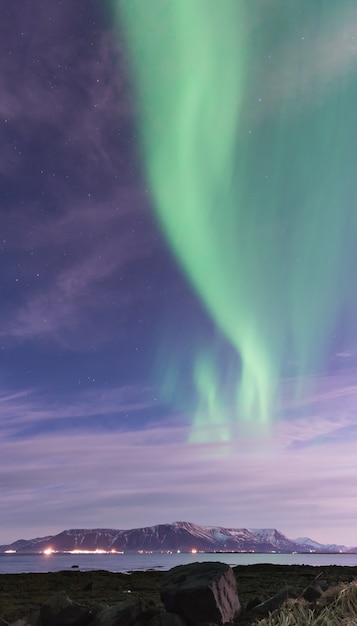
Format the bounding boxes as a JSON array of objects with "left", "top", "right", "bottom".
[{"left": 2, "top": 0, "right": 357, "bottom": 546}]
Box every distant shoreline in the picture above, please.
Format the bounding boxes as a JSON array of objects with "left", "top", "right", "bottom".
[
  {"left": 1, "top": 550, "right": 357, "bottom": 555},
  {"left": 2, "top": 551, "right": 357, "bottom": 577}
]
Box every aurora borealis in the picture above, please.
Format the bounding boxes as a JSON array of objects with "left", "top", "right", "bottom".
[
  {"left": 2, "top": 0, "right": 357, "bottom": 546},
  {"left": 116, "top": 0, "right": 357, "bottom": 441}
]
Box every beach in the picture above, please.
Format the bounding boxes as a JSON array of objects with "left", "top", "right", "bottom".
[{"left": 2, "top": 564, "right": 357, "bottom": 623}]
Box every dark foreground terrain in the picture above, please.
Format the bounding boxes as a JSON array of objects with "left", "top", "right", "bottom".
[{"left": 1, "top": 564, "right": 357, "bottom": 623}]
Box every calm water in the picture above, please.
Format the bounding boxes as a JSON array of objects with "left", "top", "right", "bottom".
[{"left": 1, "top": 552, "right": 357, "bottom": 574}]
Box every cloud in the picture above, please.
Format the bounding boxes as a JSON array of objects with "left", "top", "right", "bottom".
[
  {"left": 274, "top": 371, "right": 357, "bottom": 449},
  {"left": 2, "top": 425, "right": 357, "bottom": 545},
  {"left": 2, "top": 370, "right": 357, "bottom": 545},
  {"left": 242, "top": 3, "right": 357, "bottom": 122},
  {"left": 335, "top": 351, "right": 354, "bottom": 359},
  {"left": 0, "top": 191, "right": 157, "bottom": 348},
  {"left": 0, "top": 0, "right": 158, "bottom": 350},
  {"left": 0, "top": 1, "right": 132, "bottom": 175},
  {"left": 0, "top": 382, "right": 165, "bottom": 439}
]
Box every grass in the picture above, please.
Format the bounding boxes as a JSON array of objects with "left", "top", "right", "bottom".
[{"left": 256, "top": 581, "right": 357, "bottom": 626}]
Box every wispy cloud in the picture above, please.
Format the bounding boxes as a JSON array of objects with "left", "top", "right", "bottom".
[
  {"left": 2, "top": 425, "right": 357, "bottom": 545},
  {"left": 0, "top": 383, "right": 163, "bottom": 438},
  {"left": 0, "top": 1, "right": 132, "bottom": 180},
  {"left": 243, "top": 3, "right": 357, "bottom": 120},
  {"left": 0, "top": 0, "right": 156, "bottom": 350},
  {"left": 2, "top": 369, "right": 357, "bottom": 545},
  {"left": 0, "top": 194, "right": 155, "bottom": 347},
  {"left": 275, "top": 371, "right": 357, "bottom": 449}
]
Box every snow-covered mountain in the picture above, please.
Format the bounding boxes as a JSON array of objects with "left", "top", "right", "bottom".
[
  {"left": 3, "top": 535, "right": 53, "bottom": 552},
  {"left": 248, "top": 528, "right": 299, "bottom": 551},
  {"left": 0, "top": 522, "right": 348, "bottom": 553},
  {"left": 293, "top": 536, "right": 349, "bottom": 553}
]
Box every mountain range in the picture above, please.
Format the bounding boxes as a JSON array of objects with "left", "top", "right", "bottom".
[{"left": 0, "top": 521, "right": 353, "bottom": 553}]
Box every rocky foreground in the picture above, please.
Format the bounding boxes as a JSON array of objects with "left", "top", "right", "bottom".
[{"left": 1, "top": 563, "right": 357, "bottom": 625}]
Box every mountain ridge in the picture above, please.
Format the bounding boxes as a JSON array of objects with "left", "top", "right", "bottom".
[{"left": 0, "top": 521, "right": 352, "bottom": 553}]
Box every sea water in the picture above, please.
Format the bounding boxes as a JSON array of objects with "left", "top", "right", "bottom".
[{"left": 1, "top": 552, "right": 357, "bottom": 574}]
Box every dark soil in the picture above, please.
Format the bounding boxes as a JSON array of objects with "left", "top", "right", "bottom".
[
  {"left": 0, "top": 569, "right": 163, "bottom": 622},
  {"left": 1, "top": 564, "right": 357, "bottom": 623}
]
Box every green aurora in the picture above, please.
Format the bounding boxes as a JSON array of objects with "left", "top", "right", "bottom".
[{"left": 114, "top": 1, "right": 357, "bottom": 441}]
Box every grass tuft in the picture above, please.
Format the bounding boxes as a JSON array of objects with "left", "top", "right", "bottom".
[{"left": 256, "top": 582, "right": 357, "bottom": 626}]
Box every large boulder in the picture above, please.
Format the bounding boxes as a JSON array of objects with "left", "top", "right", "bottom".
[
  {"left": 147, "top": 613, "right": 186, "bottom": 626},
  {"left": 92, "top": 599, "right": 142, "bottom": 626},
  {"left": 38, "top": 591, "right": 89, "bottom": 626},
  {"left": 160, "top": 562, "right": 240, "bottom": 625}
]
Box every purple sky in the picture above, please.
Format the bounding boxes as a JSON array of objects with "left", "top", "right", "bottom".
[{"left": 1, "top": 0, "right": 357, "bottom": 547}]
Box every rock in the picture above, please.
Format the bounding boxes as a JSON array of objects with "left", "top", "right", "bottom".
[
  {"left": 39, "top": 592, "right": 73, "bottom": 626},
  {"left": 27, "top": 608, "right": 40, "bottom": 626},
  {"left": 93, "top": 599, "right": 142, "bottom": 626},
  {"left": 9, "top": 621, "right": 27, "bottom": 626},
  {"left": 245, "top": 596, "right": 265, "bottom": 612},
  {"left": 147, "top": 613, "right": 187, "bottom": 626},
  {"left": 250, "top": 586, "right": 298, "bottom": 616},
  {"left": 160, "top": 562, "right": 240, "bottom": 625},
  {"left": 317, "top": 580, "right": 329, "bottom": 592},
  {"left": 302, "top": 584, "right": 323, "bottom": 602},
  {"left": 54, "top": 605, "right": 89, "bottom": 626},
  {"left": 37, "top": 591, "right": 89, "bottom": 626},
  {"left": 88, "top": 605, "right": 109, "bottom": 619}
]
